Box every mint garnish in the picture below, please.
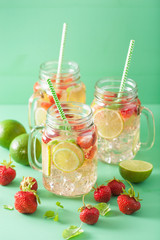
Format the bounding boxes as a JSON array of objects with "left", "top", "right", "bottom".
[
  {"left": 56, "top": 201, "right": 64, "bottom": 208},
  {"left": 43, "top": 210, "right": 55, "bottom": 219},
  {"left": 94, "top": 203, "right": 111, "bottom": 216},
  {"left": 44, "top": 201, "right": 64, "bottom": 221},
  {"left": 3, "top": 205, "right": 14, "bottom": 210},
  {"left": 62, "top": 225, "right": 83, "bottom": 240}
]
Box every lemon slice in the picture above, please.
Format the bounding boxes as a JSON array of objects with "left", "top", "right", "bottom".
[
  {"left": 119, "top": 160, "right": 153, "bottom": 183},
  {"left": 35, "top": 107, "right": 47, "bottom": 125},
  {"left": 52, "top": 141, "right": 84, "bottom": 172},
  {"left": 93, "top": 108, "right": 123, "bottom": 139},
  {"left": 67, "top": 84, "right": 86, "bottom": 103}
]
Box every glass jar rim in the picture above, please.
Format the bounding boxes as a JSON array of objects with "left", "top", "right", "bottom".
[
  {"left": 46, "top": 101, "right": 93, "bottom": 131},
  {"left": 39, "top": 60, "right": 80, "bottom": 81},
  {"left": 94, "top": 78, "right": 138, "bottom": 103}
]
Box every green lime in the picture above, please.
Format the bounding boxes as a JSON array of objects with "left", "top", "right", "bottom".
[
  {"left": 0, "top": 120, "right": 26, "bottom": 149},
  {"left": 119, "top": 160, "right": 153, "bottom": 183},
  {"left": 10, "top": 133, "right": 41, "bottom": 166}
]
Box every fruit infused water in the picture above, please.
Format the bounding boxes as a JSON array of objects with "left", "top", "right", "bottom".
[
  {"left": 28, "top": 61, "right": 86, "bottom": 128},
  {"left": 91, "top": 78, "right": 155, "bottom": 164},
  {"left": 29, "top": 102, "right": 97, "bottom": 197}
]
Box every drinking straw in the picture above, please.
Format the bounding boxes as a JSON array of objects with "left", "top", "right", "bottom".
[
  {"left": 47, "top": 79, "right": 69, "bottom": 126},
  {"left": 56, "top": 23, "right": 67, "bottom": 83},
  {"left": 118, "top": 40, "right": 135, "bottom": 98}
]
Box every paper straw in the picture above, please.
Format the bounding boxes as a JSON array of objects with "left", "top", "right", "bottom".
[
  {"left": 118, "top": 40, "right": 135, "bottom": 98},
  {"left": 47, "top": 79, "right": 69, "bottom": 125},
  {"left": 56, "top": 23, "right": 67, "bottom": 84}
]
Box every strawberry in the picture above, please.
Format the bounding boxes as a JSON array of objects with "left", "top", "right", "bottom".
[
  {"left": 42, "top": 130, "right": 60, "bottom": 144},
  {"left": 117, "top": 187, "right": 141, "bottom": 215},
  {"left": 14, "top": 189, "right": 40, "bottom": 214},
  {"left": 107, "top": 178, "right": 125, "bottom": 196},
  {"left": 79, "top": 204, "right": 99, "bottom": 225},
  {"left": 49, "top": 92, "right": 61, "bottom": 104},
  {"left": 41, "top": 102, "right": 52, "bottom": 110},
  {"left": 120, "top": 98, "right": 141, "bottom": 119},
  {"left": 33, "top": 82, "right": 40, "bottom": 92},
  {"left": 94, "top": 185, "right": 111, "bottom": 203},
  {"left": 84, "top": 145, "right": 97, "bottom": 160},
  {"left": 77, "top": 130, "right": 97, "bottom": 149},
  {"left": 0, "top": 157, "right": 16, "bottom": 186},
  {"left": 20, "top": 177, "right": 38, "bottom": 191}
]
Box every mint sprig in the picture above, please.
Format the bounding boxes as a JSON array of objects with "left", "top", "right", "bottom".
[
  {"left": 62, "top": 225, "right": 83, "bottom": 240},
  {"left": 56, "top": 201, "right": 64, "bottom": 208},
  {"left": 94, "top": 203, "right": 111, "bottom": 216},
  {"left": 44, "top": 201, "right": 64, "bottom": 221},
  {"left": 3, "top": 205, "right": 14, "bottom": 210}
]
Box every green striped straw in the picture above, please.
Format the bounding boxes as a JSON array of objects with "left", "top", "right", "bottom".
[
  {"left": 118, "top": 40, "right": 135, "bottom": 99},
  {"left": 56, "top": 23, "right": 67, "bottom": 84},
  {"left": 47, "top": 79, "right": 70, "bottom": 128}
]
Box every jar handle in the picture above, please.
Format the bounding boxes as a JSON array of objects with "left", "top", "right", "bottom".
[
  {"left": 28, "top": 92, "right": 41, "bottom": 129},
  {"left": 140, "top": 106, "right": 155, "bottom": 150},
  {"left": 28, "top": 126, "right": 44, "bottom": 172}
]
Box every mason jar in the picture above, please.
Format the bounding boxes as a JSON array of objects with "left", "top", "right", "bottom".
[
  {"left": 91, "top": 78, "right": 155, "bottom": 164},
  {"left": 28, "top": 102, "right": 97, "bottom": 197},
  {"left": 28, "top": 61, "right": 86, "bottom": 129}
]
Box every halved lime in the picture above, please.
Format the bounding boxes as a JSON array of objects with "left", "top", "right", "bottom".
[
  {"left": 52, "top": 141, "right": 84, "bottom": 172},
  {"left": 119, "top": 160, "right": 153, "bottom": 183},
  {"left": 93, "top": 108, "right": 123, "bottom": 139},
  {"left": 35, "top": 107, "right": 47, "bottom": 125}
]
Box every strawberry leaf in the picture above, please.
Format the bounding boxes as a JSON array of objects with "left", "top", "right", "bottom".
[
  {"left": 43, "top": 210, "right": 55, "bottom": 219},
  {"left": 94, "top": 203, "right": 111, "bottom": 216},
  {"left": 54, "top": 214, "right": 59, "bottom": 221},
  {"left": 56, "top": 201, "right": 64, "bottom": 208},
  {"left": 3, "top": 205, "right": 14, "bottom": 210},
  {"left": 62, "top": 225, "right": 83, "bottom": 240}
]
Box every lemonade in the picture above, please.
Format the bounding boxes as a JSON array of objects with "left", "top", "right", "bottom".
[
  {"left": 29, "top": 102, "right": 97, "bottom": 197},
  {"left": 91, "top": 78, "right": 155, "bottom": 164},
  {"left": 28, "top": 61, "right": 86, "bottom": 128}
]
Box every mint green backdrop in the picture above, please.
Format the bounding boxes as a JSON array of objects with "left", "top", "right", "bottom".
[{"left": 0, "top": 0, "right": 159, "bottom": 105}]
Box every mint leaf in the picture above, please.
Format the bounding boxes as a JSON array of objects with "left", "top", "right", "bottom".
[
  {"left": 54, "top": 214, "right": 59, "bottom": 221},
  {"left": 62, "top": 225, "right": 83, "bottom": 239},
  {"left": 43, "top": 210, "right": 55, "bottom": 219},
  {"left": 56, "top": 201, "right": 64, "bottom": 208},
  {"left": 94, "top": 203, "right": 111, "bottom": 216},
  {"left": 3, "top": 205, "right": 14, "bottom": 210}
]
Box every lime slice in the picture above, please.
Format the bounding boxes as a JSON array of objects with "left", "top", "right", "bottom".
[
  {"left": 35, "top": 107, "right": 47, "bottom": 125},
  {"left": 119, "top": 160, "right": 153, "bottom": 183},
  {"left": 52, "top": 141, "right": 84, "bottom": 172},
  {"left": 93, "top": 108, "right": 123, "bottom": 139}
]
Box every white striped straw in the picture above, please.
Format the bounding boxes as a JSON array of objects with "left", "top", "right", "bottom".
[{"left": 56, "top": 23, "right": 67, "bottom": 84}]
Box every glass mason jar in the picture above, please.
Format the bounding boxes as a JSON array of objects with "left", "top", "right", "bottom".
[
  {"left": 28, "top": 102, "right": 97, "bottom": 197},
  {"left": 28, "top": 61, "right": 86, "bottom": 129},
  {"left": 91, "top": 78, "right": 155, "bottom": 164}
]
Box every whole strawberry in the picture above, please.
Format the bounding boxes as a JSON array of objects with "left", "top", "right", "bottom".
[
  {"left": 14, "top": 188, "right": 40, "bottom": 214},
  {"left": 0, "top": 157, "right": 16, "bottom": 186},
  {"left": 107, "top": 178, "right": 125, "bottom": 196},
  {"left": 94, "top": 185, "right": 111, "bottom": 203},
  {"left": 117, "top": 187, "right": 141, "bottom": 215},
  {"left": 79, "top": 204, "right": 99, "bottom": 225},
  {"left": 20, "top": 177, "right": 38, "bottom": 191}
]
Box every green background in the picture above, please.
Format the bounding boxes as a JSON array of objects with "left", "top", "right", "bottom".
[{"left": 0, "top": 0, "right": 160, "bottom": 105}]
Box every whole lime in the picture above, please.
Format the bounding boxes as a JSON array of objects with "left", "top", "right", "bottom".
[
  {"left": 0, "top": 120, "right": 26, "bottom": 149},
  {"left": 119, "top": 160, "right": 153, "bottom": 183},
  {"left": 9, "top": 133, "right": 41, "bottom": 166}
]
